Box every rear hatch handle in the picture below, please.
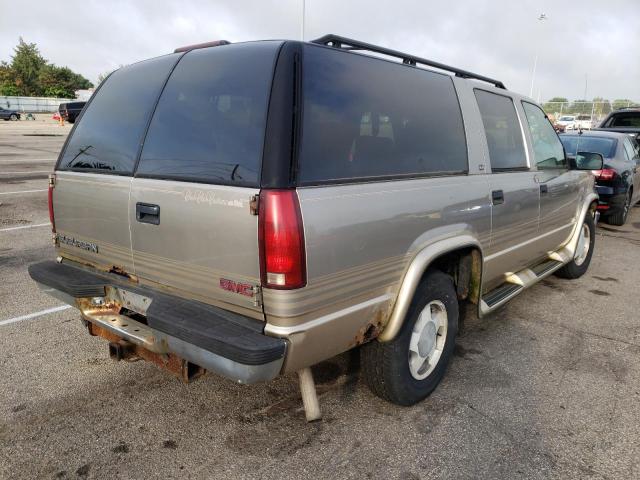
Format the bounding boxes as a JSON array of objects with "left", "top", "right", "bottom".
[{"left": 136, "top": 203, "right": 160, "bottom": 225}]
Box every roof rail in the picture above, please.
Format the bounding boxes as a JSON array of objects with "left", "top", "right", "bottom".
[
  {"left": 174, "top": 40, "right": 230, "bottom": 53},
  {"left": 311, "top": 34, "right": 506, "bottom": 90}
]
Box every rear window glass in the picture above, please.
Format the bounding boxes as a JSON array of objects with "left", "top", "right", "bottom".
[
  {"left": 607, "top": 113, "right": 640, "bottom": 128},
  {"left": 59, "top": 54, "right": 179, "bottom": 174},
  {"left": 474, "top": 90, "right": 527, "bottom": 170},
  {"left": 297, "top": 45, "right": 468, "bottom": 184},
  {"left": 136, "top": 42, "right": 281, "bottom": 186},
  {"left": 559, "top": 135, "right": 616, "bottom": 158}
]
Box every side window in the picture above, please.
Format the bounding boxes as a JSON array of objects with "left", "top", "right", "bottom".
[
  {"left": 521, "top": 102, "right": 567, "bottom": 169},
  {"left": 298, "top": 45, "right": 468, "bottom": 184},
  {"left": 137, "top": 42, "right": 281, "bottom": 187},
  {"left": 59, "top": 54, "right": 179, "bottom": 173},
  {"left": 623, "top": 139, "right": 637, "bottom": 162},
  {"left": 474, "top": 90, "right": 527, "bottom": 171}
]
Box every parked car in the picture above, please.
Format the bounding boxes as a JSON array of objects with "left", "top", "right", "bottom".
[
  {"left": 0, "top": 106, "right": 20, "bottom": 121},
  {"left": 560, "top": 130, "right": 640, "bottom": 225},
  {"left": 575, "top": 114, "right": 593, "bottom": 130},
  {"left": 557, "top": 115, "right": 577, "bottom": 130},
  {"left": 29, "top": 35, "right": 601, "bottom": 420},
  {"left": 596, "top": 107, "right": 640, "bottom": 142},
  {"left": 58, "top": 101, "right": 86, "bottom": 123}
]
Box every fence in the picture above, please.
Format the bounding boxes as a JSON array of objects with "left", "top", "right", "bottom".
[
  {"left": 542, "top": 101, "right": 639, "bottom": 124},
  {"left": 0, "top": 96, "right": 77, "bottom": 113}
]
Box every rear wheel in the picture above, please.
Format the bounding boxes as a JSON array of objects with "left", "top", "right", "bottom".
[
  {"left": 555, "top": 212, "right": 595, "bottom": 279},
  {"left": 607, "top": 191, "right": 631, "bottom": 226},
  {"left": 361, "top": 270, "right": 458, "bottom": 406}
]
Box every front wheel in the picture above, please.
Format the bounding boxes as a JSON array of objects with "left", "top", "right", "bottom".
[
  {"left": 361, "top": 270, "right": 458, "bottom": 406},
  {"left": 9, "top": 114, "right": 18, "bottom": 121},
  {"left": 555, "top": 212, "right": 595, "bottom": 279}
]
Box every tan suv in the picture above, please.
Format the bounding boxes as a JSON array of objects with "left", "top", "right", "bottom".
[{"left": 30, "top": 35, "right": 602, "bottom": 421}]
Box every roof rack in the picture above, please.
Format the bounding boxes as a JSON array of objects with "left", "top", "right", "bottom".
[{"left": 311, "top": 34, "right": 506, "bottom": 90}]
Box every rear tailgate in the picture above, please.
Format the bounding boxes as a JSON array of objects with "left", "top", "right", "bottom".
[
  {"left": 53, "top": 54, "right": 180, "bottom": 272},
  {"left": 129, "top": 42, "right": 283, "bottom": 318}
]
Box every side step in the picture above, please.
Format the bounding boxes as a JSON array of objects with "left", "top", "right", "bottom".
[{"left": 480, "top": 257, "right": 565, "bottom": 316}]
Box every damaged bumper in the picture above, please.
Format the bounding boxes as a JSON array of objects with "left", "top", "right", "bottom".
[{"left": 28, "top": 260, "right": 286, "bottom": 384}]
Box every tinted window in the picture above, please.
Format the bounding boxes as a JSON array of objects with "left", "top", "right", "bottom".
[
  {"left": 623, "top": 139, "right": 637, "bottom": 160},
  {"left": 559, "top": 136, "right": 617, "bottom": 158},
  {"left": 522, "top": 102, "right": 566, "bottom": 169},
  {"left": 59, "top": 54, "right": 179, "bottom": 173},
  {"left": 607, "top": 113, "right": 640, "bottom": 128},
  {"left": 137, "top": 42, "right": 281, "bottom": 186},
  {"left": 297, "top": 45, "right": 468, "bottom": 184},
  {"left": 474, "top": 90, "right": 527, "bottom": 170}
]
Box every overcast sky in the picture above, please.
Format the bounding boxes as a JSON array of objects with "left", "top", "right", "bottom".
[{"left": 0, "top": 0, "right": 637, "bottom": 101}]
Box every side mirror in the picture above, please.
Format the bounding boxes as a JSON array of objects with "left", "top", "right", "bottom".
[{"left": 574, "top": 151, "right": 604, "bottom": 170}]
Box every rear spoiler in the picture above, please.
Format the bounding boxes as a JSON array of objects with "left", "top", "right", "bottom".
[{"left": 174, "top": 40, "right": 230, "bottom": 53}]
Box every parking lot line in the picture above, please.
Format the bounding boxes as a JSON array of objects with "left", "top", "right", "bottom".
[
  {"left": 0, "top": 305, "right": 71, "bottom": 327},
  {"left": 0, "top": 189, "right": 47, "bottom": 195},
  {"left": 0, "top": 223, "right": 50, "bottom": 232},
  {"left": 0, "top": 171, "right": 51, "bottom": 174}
]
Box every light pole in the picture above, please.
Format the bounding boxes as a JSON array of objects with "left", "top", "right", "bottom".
[{"left": 529, "top": 13, "right": 547, "bottom": 98}]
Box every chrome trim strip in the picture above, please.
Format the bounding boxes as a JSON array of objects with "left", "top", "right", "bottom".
[{"left": 265, "top": 294, "right": 393, "bottom": 336}]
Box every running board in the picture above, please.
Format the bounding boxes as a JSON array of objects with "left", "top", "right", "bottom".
[{"left": 480, "top": 252, "right": 568, "bottom": 316}]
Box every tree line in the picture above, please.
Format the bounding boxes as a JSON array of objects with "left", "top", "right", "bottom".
[
  {"left": 0, "top": 38, "right": 93, "bottom": 98},
  {"left": 543, "top": 97, "right": 639, "bottom": 116}
]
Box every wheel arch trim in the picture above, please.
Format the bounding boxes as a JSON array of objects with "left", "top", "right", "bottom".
[{"left": 378, "top": 234, "right": 483, "bottom": 342}]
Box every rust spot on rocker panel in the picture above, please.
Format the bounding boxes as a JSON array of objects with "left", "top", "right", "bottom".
[{"left": 350, "top": 309, "right": 386, "bottom": 347}]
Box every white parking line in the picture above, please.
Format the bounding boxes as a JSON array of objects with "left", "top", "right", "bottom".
[
  {"left": 0, "top": 223, "right": 50, "bottom": 232},
  {"left": 0, "top": 171, "right": 50, "bottom": 174},
  {"left": 0, "top": 305, "right": 71, "bottom": 327},
  {"left": 0, "top": 189, "right": 47, "bottom": 195}
]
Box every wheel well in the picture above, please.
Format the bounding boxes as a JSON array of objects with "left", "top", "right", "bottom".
[{"left": 426, "top": 247, "right": 482, "bottom": 305}]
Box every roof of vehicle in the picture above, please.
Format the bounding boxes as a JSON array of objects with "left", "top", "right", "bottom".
[{"left": 560, "top": 130, "right": 629, "bottom": 140}]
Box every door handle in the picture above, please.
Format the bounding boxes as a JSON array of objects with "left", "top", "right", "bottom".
[
  {"left": 136, "top": 202, "right": 160, "bottom": 225},
  {"left": 491, "top": 190, "right": 504, "bottom": 205},
  {"left": 540, "top": 184, "right": 548, "bottom": 195}
]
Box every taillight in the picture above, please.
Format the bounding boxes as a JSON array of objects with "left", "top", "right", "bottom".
[
  {"left": 48, "top": 174, "right": 55, "bottom": 233},
  {"left": 258, "top": 190, "right": 306, "bottom": 289},
  {"left": 592, "top": 168, "right": 616, "bottom": 181}
]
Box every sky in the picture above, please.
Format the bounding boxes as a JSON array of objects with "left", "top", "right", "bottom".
[{"left": 0, "top": 0, "right": 638, "bottom": 102}]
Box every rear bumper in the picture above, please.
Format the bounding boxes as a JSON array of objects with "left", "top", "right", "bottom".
[
  {"left": 28, "top": 260, "right": 286, "bottom": 384},
  {"left": 595, "top": 186, "right": 627, "bottom": 214}
]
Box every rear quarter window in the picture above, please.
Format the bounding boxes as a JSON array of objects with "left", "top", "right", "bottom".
[
  {"left": 297, "top": 45, "right": 468, "bottom": 184},
  {"left": 58, "top": 54, "right": 179, "bottom": 174},
  {"left": 136, "top": 42, "right": 282, "bottom": 187}
]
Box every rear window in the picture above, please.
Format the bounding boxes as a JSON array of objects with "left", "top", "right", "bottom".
[
  {"left": 606, "top": 113, "right": 640, "bottom": 128},
  {"left": 136, "top": 42, "right": 281, "bottom": 186},
  {"left": 59, "top": 54, "right": 179, "bottom": 174},
  {"left": 474, "top": 90, "right": 527, "bottom": 170},
  {"left": 297, "top": 45, "right": 468, "bottom": 184},
  {"left": 559, "top": 135, "right": 617, "bottom": 158}
]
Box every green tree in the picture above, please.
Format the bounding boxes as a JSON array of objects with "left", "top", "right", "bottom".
[
  {"left": 612, "top": 99, "right": 637, "bottom": 110},
  {"left": 542, "top": 97, "right": 569, "bottom": 113},
  {"left": 592, "top": 97, "right": 611, "bottom": 116},
  {"left": 39, "top": 64, "right": 92, "bottom": 98},
  {"left": 10, "top": 37, "right": 47, "bottom": 96}
]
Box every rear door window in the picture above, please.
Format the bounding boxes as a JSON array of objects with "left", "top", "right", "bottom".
[
  {"left": 297, "top": 45, "right": 468, "bottom": 184},
  {"left": 136, "top": 42, "right": 282, "bottom": 187},
  {"left": 521, "top": 102, "right": 567, "bottom": 169},
  {"left": 58, "top": 54, "right": 179, "bottom": 174},
  {"left": 474, "top": 90, "right": 527, "bottom": 171}
]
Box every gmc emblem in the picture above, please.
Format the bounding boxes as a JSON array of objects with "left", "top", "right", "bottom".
[{"left": 219, "top": 278, "right": 254, "bottom": 297}]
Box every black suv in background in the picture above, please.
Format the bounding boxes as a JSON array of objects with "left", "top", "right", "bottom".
[
  {"left": 596, "top": 108, "right": 640, "bottom": 141},
  {"left": 58, "top": 101, "right": 86, "bottom": 123}
]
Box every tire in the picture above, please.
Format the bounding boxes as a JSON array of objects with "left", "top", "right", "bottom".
[
  {"left": 9, "top": 114, "right": 18, "bottom": 121},
  {"left": 607, "top": 191, "right": 631, "bottom": 226},
  {"left": 555, "top": 211, "right": 595, "bottom": 279},
  {"left": 361, "top": 270, "right": 458, "bottom": 406}
]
